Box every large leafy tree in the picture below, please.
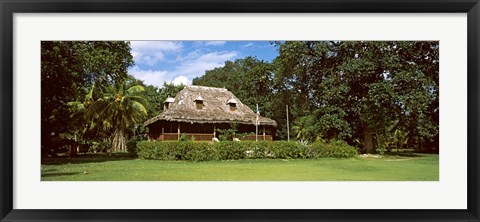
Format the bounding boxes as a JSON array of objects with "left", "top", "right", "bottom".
[
  {"left": 273, "top": 41, "right": 352, "bottom": 141},
  {"left": 41, "top": 41, "right": 133, "bottom": 155},
  {"left": 273, "top": 41, "right": 438, "bottom": 153},
  {"left": 189, "top": 41, "right": 438, "bottom": 153},
  {"left": 393, "top": 42, "right": 439, "bottom": 151}
]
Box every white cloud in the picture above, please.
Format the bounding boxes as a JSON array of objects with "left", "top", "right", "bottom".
[
  {"left": 205, "top": 41, "right": 226, "bottom": 46},
  {"left": 170, "top": 51, "right": 238, "bottom": 84},
  {"left": 175, "top": 50, "right": 202, "bottom": 62},
  {"left": 241, "top": 43, "right": 254, "bottom": 48},
  {"left": 172, "top": 76, "right": 189, "bottom": 86},
  {"left": 128, "top": 66, "right": 169, "bottom": 87},
  {"left": 130, "top": 41, "right": 183, "bottom": 66}
]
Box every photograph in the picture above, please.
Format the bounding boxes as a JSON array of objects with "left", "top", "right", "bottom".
[
  {"left": 2, "top": 0, "right": 479, "bottom": 219},
  {"left": 40, "top": 40, "right": 439, "bottom": 181}
]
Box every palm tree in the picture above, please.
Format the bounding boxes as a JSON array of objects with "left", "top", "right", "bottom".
[
  {"left": 86, "top": 81, "right": 147, "bottom": 152},
  {"left": 292, "top": 115, "right": 317, "bottom": 142},
  {"left": 392, "top": 129, "right": 409, "bottom": 152}
]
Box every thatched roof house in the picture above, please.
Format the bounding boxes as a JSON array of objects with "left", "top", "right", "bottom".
[{"left": 144, "top": 85, "right": 277, "bottom": 141}]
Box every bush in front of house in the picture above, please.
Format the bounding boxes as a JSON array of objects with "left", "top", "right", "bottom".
[
  {"left": 214, "top": 141, "right": 250, "bottom": 160},
  {"left": 137, "top": 141, "right": 178, "bottom": 160},
  {"left": 309, "top": 140, "right": 359, "bottom": 158},
  {"left": 137, "top": 140, "right": 358, "bottom": 161},
  {"left": 183, "top": 142, "right": 219, "bottom": 161},
  {"left": 127, "top": 138, "right": 140, "bottom": 157},
  {"left": 268, "top": 141, "right": 306, "bottom": 159}
]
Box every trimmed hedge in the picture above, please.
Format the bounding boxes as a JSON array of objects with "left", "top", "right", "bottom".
[{"left": 137, "top": 140, "right": 358, "bottom": 161}]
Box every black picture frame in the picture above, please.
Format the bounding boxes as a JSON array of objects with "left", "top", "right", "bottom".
[{"left": 1, "top": 0, "right": 479, "bottom": 221}]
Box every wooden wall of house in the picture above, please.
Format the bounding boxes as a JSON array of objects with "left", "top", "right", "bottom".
[
  {"left": 147, "top": 122, "right": 159, "bottom": 140},
  {"left": 147, "top": 121, "right": 277, "bottom": 140},
  {"left": 148, "top": 121, "right": 218, "bottom": 140},
  {"left": 178, "top": 122, "right": 215, "bottom": 134}
]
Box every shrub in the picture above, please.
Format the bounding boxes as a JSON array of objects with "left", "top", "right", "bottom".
[
  {"left": 127, "top": 138, "right": 139, "bottom": 157},
  {"left": 375, "top": 145, "right": 387, "bottom": 155},
  {"left": 185, "top": 142, "right": 218, "bottom": 161},
  {"left": 246, "top": 141, "right": 272, "bottom": 159},
  {"left": 179, "top": 133, "right": 189, "bottom": 141},
  {"left": 309, "top": 140, "right": 358, "bottom": 158},
  {"left": 215, "top": 141, "right": 247, "bottom": 159},
  {"left": 136, "top": 140, "right": 358, "bottom": 161},
  {"left": 89, "top": 141, "right": 109, "bottom": 153}
]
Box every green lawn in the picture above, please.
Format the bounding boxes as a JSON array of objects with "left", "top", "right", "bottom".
[{"left": 41, "top": 153, "right": 438, "bottom": 181}]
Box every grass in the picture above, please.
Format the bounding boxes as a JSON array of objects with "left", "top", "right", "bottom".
[{"left": 41, "top": 153, "right": 438, "bottom": 181}]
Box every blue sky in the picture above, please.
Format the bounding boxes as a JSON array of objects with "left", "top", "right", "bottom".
[{"left": 128, "top": 41, "right": 279, "bottom": 87}]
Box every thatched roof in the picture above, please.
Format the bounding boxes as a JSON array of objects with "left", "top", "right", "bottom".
[{"left": 144, "top": 85, "right": 277, "bottom": 127}]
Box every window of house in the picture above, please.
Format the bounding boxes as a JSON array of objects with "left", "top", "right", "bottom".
[
  {"left": 164, "top": 97, "right": 175, "bottom": 110},
  {"left": 194, "top": 95, "right": 204, "bottom": 110},
  {"left": 226, "top": 98, "right": 237, "bottom": 112},
  {"left": 196, "top": 100, "right": 203, "bottom": 109},
  {"left": 229, "top": 103, "right": 236, "bottom": 112}
]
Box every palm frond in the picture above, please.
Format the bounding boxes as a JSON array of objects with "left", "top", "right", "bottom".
[
  {"left": 85, "top": 84, "right": 95, "bottom": 102},
  {"left": 131, "top": 100, "right": 147, "bottom": 116},
  {"left": 67, "top": 101, "right": 85, "bottom": 111},
  {"left": 126, "top": 85, "right": 145, "bottom": 95},
  {"left": 126, "top": 95, "right": 147, "bottom": 105},
  {"left": 118, "top": 80, "right": 125, "bottom": 96}
]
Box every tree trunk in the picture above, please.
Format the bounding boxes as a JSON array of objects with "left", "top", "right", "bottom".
[
  {"left": 363, "top": 128, "right": 375, "bottom": 154},
  {"left": 68, "top": 144, "right": 78, "bottom": 157},
  {"left": 111, "top": 127, "right": 127, "bottom": 153}
]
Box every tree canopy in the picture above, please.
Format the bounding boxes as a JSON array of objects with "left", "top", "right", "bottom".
[
  {"left": 41, "top": 41, "right": 135, "bottom": 155},
  {"left": 192, "top": 41, "right": 439, "bottom": 153}
]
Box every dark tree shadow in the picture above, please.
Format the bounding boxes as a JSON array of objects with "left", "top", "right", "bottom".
[
  {"left": 41, "top": 168, "right": 57, "bottom": 173},
  {"left": 41, "top": 153, "right": 135, "bottom": 165},
  {"left": 388, "top": 152, "right": 423, "bottom": 157},
  {"left": 41, "top": 172, "right": 80, "bottom": 177}
]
